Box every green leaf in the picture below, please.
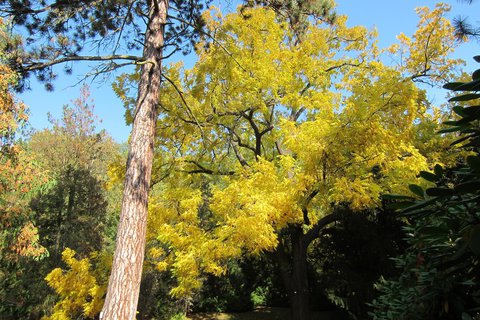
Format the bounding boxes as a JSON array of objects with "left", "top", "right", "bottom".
[
  {"left": 433, "top": 164, "right": 444, "bottom": 177},
  {"left": 449, "top": 93, "right": 480, "bottom": 102},
  {"left": 454, "top": 181, "right": 480, "bottom": 194},
  {"left": 419, "top": 171, "right": 438, "bottom": 182},
  {"left": 443, "top": 82, "right": 465, "bottom": 91},
  {"left": 452, "top": 105, "right": 467, "bottom": 116},
  {"left": 425, "top": 187, "right": 454, "bottom": 197},
  {"left": 438, "top": 126, "right": 463, "bottom": 134},
  {"left": 451, "top": 135, "right": 473, "bottom": 147},
  {"left": 474, "top": 56, "right": 480, "bottom": 63},
  {"left": 454, "top": 114, "right": 479, "bottom": 125},
  {"left": 418, "top": 226, "right": 448, "bottom": 237},
  {"left": 461, "top": 105, "right": 480, "bottom": 116},
  {"left": 464, "top": 137, "right": 480, "bottom": 148},
  {"left": 473, "top": 69, "right": 480, "bottom": 80},
  {"left": 381, "top": 194, "right": 415, "bottom": 200},
  {"left": 442, "top": 120, "right": 461, "bottom": 127},
  {"left": 467, "top": 155, "right": 480, "bottom": 171},
  {"left": 468, "top": 225, "right": 480, "bottom": 256},
  {"left": 460, "top": 280, "right": 475, "bottom": 286},
  {"left": 408, "top": 184, "right": 424, "bottom": 197},
  {"left": 443, "top": 116, "right": 477, "bottom": 126},
  {"left": 446, "top": 79, "right": 480, "bottom": 92},
  {"left": 402, "top": 199, "right": 436, "bottom": 214},
  {"left": 460, "top": 128, "right": 480, "bottom": 134},
  {"left": 388, "top": 201, "right": 416, "bottom": 210}
]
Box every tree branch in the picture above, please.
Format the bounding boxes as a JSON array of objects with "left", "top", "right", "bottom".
[
  {"left": 242, "top": 109, "right": 264, "bottom": 157},
  {"left": 182, "top": 160, "right": 236, "bottom": 176},
  {"left": 304, "top": 211, "right": 342, "bottom": 246},
  {"left": 219, "top": 123, "right": 257, "bottom": 154},
  {"left": 113, "top": 1, "right": 137, "bottom": 54},
  {"left": 301, "top": 189, "right": 320, "bottom": 226},
  {"left": 167, "top": 14, "right": 248, "bottom": 73},
  {"left": 231, "top": 142, "right": 250, "bottom": 167},
  {"left": 22, "top": 54, "right": 145, "bottom": 72},
  {"left": 324, "top": 60, "right": 363, "bottom": 73}
]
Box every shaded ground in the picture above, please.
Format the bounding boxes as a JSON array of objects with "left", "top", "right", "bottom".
[{"left": 189, "top": 307, "right": 347, "bottom": 320}]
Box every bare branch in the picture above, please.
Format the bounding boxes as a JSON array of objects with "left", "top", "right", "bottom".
[
  {"left": 300, "top": 189, "right": 320, "bottom": 226},
  {"left": 324, "top": 60, "right": 363, "bottom": 73},
  {"left": 182, "top": 160, "right": 236, "bottom": 175},
  {"left": 161, "top": 73, "right": 208, "bottom": 148},
  {"left": 242, "top": 109, "right": 267, "bottom": 157},
  {"left": 113, "top": 1, "right": 137, "bottom": 54},
  {"left": 231, "top": 143, "right": 250, "bottom": 167}
]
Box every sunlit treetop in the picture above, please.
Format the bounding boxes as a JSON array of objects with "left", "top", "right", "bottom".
[{"left": 387, "top": 3, "right": 463, "bottom": 85}]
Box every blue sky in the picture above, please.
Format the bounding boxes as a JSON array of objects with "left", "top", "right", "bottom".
[{"left": 21, "top": 0, "right": 480, "bottom": 143}]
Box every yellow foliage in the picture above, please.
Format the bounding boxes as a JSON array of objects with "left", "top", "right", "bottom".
[
  {"left": 42, "top": 248, "right": 111, "bottom": 320},
  {"left": 146, "top": 174, "right": 242, "bottom": 298},
  {"left": 127, "top": 4, "right": 466, "bottom": 301},
  {"left": 388, "top": 3, "right": 464, "bottom": 82},
  {"left": 106, "top": 153, "right": 126, "bottom": 190}
]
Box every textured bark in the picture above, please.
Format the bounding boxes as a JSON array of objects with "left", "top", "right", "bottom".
[{"left": 100, "top": 1, "right": 168, "bottom": 319}]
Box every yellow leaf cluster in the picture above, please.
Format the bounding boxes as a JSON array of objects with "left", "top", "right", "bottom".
[
  {"left": 147, "top": 174, "right": 241, "bottom": 298},
  {"left": 211, "top": 157, "right": 306, "bottom": 237},
  {"left": 388, "top": 3, "right": 463, "bottom": 82},
  {"left": 42, "top": 248, "right": 111, "bottom": 320}
]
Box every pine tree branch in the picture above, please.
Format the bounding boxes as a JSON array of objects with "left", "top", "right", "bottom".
[
  {"left": 113, "top": 1, "right": 137, "bottom": 54},
  {"left": 21, "top": 54, "right": 146, "bottom": 72}
]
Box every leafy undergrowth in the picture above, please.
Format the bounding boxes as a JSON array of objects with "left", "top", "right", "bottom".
[{"left": 188, "top": 307, "right": 347, "bottom": 320}]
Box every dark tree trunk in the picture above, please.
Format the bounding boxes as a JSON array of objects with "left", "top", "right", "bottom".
[
  {"left": 100, "top": 1, "right": 168, "bottom": 319},
  {"left": 271, "top": 213, "right": 342, "bottom": 320},
  {"left": 137, "top": 272, "right": 157, "bottom": 319},
  {"left": 290, "top": 228, "right": 311, "bottom": 320}
]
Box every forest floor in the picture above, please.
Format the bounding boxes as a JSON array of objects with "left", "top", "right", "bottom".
[{"left": 188, "top": 307, "right": 347, "bottom": 320}]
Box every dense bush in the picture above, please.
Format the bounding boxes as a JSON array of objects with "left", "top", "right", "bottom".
[{"left": 312, "top": 208, "right": 406, "bottom": 319}]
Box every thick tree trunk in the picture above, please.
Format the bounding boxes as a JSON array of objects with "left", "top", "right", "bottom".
[
  {"left": 290, "top": 228, "right": 311, "bottom": 320},
  {"left": 100, "top": 1, "right": 168, "bottom": 319},
  {"left": 269, "top": 229, "right": 311, "bottom": 320},
  {"left": 272, "top": 213, "right": 342, "bottom": 320}
]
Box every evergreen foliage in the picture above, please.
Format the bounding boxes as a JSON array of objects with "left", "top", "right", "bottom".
[
  {"left": 313, "top": 208, "right": 406, "bottom": 319},
  {"left": 370, "top": 56, "right": 480, "bottom": 320}
]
